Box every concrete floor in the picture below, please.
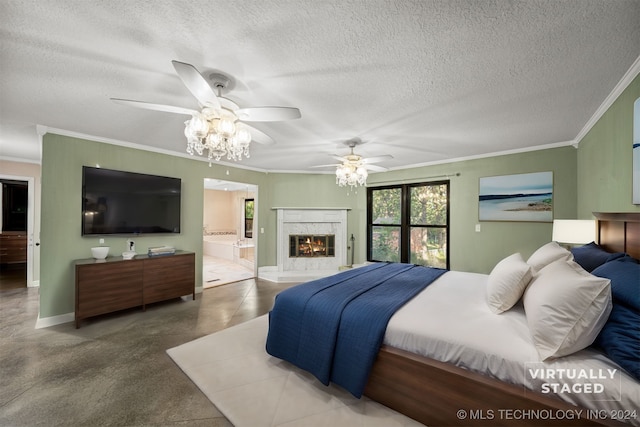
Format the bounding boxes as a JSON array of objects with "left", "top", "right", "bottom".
[
  {"left": 0, "top": 278, "right": 296, "bottom": 426},
  {"left": 0, "top": 263, "right": 27, "bottom": 291}
]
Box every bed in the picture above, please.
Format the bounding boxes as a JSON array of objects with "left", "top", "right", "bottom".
[{"left": 267, "top": 212, "right": 640, "bottom": 426}]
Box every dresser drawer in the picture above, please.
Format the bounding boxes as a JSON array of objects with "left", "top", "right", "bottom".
[{"left": 0, "top": 233, "right": 27, "bottom": 263}]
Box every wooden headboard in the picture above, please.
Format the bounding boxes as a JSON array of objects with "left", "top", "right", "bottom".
[{"left": 594, "top": 212, "right": 640, "bottom": 259}]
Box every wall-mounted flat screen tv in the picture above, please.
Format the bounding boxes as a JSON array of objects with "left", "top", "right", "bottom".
[{"left": 82, "top": 166, "right": 181, "bottom": 235}]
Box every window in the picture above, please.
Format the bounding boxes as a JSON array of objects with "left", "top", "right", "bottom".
[
  {"left": 367, "top": 181, "right": 449, "bottom": 269},
  {"left": 244, "top": 198, "right": 254, "bottom": 238}
]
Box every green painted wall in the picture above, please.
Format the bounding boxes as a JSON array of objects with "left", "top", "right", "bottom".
[
  {"left": 366, "top": 146, "right": 578, "bottom": 273},
  {"left": 257, "top": 173, "right": 363, "bottom": 266},
  {"left": 577, "top": 74, "right": 640, "bottom": 216},
  {"left": 40, "top": 134, "right": 266, "bottom": 319}
]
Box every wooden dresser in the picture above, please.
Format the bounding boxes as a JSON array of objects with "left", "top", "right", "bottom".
[
  {"left": 0, "top": 231, "right": 27, "bottom": 264},
  {"left": 74, "top": 251, "right": 195, "bottom": 328}
]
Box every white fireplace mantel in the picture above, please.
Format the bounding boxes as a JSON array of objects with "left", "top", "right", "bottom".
[
  {"left": 275, "top": 208, "right": 349, "bottom": 273},
  {"left": 258, "top": 208, "right": 352, "bottom": 282}
]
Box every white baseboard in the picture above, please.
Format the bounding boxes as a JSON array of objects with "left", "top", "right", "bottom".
[
  {"left": 35, "top": 312, "right": 74, "bottom": 329},
  {"left": 36, "top": 289, "right": 202, "bottom": 329},
  {"left": 28, "top": 280, "right": 40, "bottom": 288}
]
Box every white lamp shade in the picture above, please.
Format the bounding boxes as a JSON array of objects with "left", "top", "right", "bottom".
[{"left": 552, "top": 220, "right": 596, "bottom": 244}]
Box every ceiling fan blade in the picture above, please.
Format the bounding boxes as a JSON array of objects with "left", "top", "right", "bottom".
[
  {"left": 310, "top": 164, "right": 341, "bottom": 168},
  {"left": 110, "top": 98, "right": 198, "bottom": 116},
  {"left": 237, "top": 123, "right": 275, "bottom": 145},
  {"left": 332, "top": 155, "right": 349, "bottom": 162},
  {"left": 362, "top": 154, "right": 393, "bottom": 164},
  {"left": 365, "top": 164, "right": 388, "bottom": 172},
  {"left": 219, "top": 97, "right": 240, "bottom": 111},
  {"left": 171, "top": 60, "right": 221, "bottom": 110},
  {"left": 235, "top": 107, "right": 301, "bottom": 122}
]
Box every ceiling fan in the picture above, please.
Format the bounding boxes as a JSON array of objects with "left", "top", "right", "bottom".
[
  {"left": 312, "top": 139, "right": 393, "bottom": 189},
  {"left": 111, "top": 60, "right": 301, "bottom": 163}
]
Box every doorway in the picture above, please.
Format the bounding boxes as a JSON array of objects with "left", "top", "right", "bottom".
[
  {"left": 202, "top": 179, "right": 258, "bottom": 288},
  {"left": 0, "top": 177, "right": 32, "bottom": 290}
]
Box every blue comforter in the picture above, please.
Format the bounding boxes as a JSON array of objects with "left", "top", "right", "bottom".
[{"left": 266, "top": 262, "right": 447, "bottom": 397}]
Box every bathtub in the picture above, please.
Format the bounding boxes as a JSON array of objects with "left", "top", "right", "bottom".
[{"left": 203, "top": 235, "right": 237, "bottom": 261}]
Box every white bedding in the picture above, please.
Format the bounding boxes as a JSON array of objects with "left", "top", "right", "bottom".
[{"left": 384, "top": 271, "right": 640, "bottom": 425}]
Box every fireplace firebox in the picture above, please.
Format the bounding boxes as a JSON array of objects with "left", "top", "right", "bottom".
[{"left": 289, "top": 234, "right": 335, "bottom": 257}]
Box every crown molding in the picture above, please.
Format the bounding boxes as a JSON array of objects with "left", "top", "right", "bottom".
[
  {"left": 384, "top": 140, "right": 576, "bottom": 172},
  {"left": 39, "top": 126, "right": 270, "bottom": 173},
  {"left": 0, "top": 155, "right": 41, "bottom": 165},
  {"left": 574, "top": 55, "right": 640, "bottom": 145}
]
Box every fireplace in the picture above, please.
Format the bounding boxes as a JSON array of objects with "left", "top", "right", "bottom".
[
  {"left": 289, "top": 234, "right": 335, "bottom": 257},
  {"left": 267, "top": 208, "right": 349, "bottom": 276}
]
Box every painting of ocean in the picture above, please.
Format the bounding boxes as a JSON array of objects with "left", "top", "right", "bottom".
[{"left": 479, "top": 171, "right": 553, "bottom": 222}]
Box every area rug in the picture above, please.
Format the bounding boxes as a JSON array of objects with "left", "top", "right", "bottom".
[{"left": 166, "top": 315, "right": 424, "bottom": 427}]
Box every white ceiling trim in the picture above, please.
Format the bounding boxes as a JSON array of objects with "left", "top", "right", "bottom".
[
  {"left": 574, "top": 55, "right": 640, "bottom": 145},
  {"left": 384, "top": 140, "right": 577, "bottom": 172},
  {"left": 37, "top": 126, "right": 269, "bottom": 173},
  {"left": 0, "top": 155, "right": 41, "bottom": 165}
]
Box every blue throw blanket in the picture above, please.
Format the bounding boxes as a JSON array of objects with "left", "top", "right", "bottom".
[{"left": 266, "top": 262, "right": 447, "bottom": 397}]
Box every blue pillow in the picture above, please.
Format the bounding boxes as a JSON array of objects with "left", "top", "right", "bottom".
[
  {"left": 592, "top": 257, "right": 640, "bottom": 380},
  {"left": 592, "top": 256, "right": 640, "bottom": 311},
  {"left": 593, "top": 303, "right": 640, "bottom": 380},
  {"left": 571, "top": 242, "right": 625, "bottom": 272}
]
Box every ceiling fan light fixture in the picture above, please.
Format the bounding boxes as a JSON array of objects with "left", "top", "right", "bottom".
[
  {"left": 336, "top": 165, "right": 348, "bottom": 180},
  {"left": 186, "top": 114, "right": 210, "bottom": 139},
  {"left": 184, "top": 107, "right": 253, "bottom": 165},
  {"left": 112, "top": 61, "right": 300, "bottom": 166},
  {"left": 187, "top": 137, "right": 205, "bottom": 156},
  {"left": 336, "top": 161, "right": 367, "bottom": 189},
  {"left": 200, "top": 106, "right": 219, "bottom": 119},
  {"left": 216, "top": 116, "right": 236, "bottom": 136},
  {"left": 205, "top": 132, "right": 221, "bottom": 147},
  {"left": 235, "top": 127, "right": 252, "bottom": 146}
]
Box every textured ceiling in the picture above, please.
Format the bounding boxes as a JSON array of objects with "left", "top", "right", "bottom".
[{"left": 1, "top": 0, "right": 639, "bottom": 173}]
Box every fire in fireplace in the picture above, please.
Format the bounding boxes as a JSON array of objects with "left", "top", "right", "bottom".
[{"left": 289, "top": 234, "right": 335, "bottom": 257}]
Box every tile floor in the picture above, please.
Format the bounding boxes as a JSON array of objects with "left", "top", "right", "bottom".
[
  {"left": 0, "top": 278, "right": 297, "bottom": 426},
  {"left": 202, "top": 255, "right": 254, "bottom": 288}
]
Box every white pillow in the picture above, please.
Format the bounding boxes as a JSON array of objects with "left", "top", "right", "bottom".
[
  {"left": 486, "top": 253, "right": 533, "bottom": 314},
  {"left": 526, "top": 241, "right": 572, "bottom": 273},
  {"left": 523, "top": 259, "right": 612, "bottom": 360}
]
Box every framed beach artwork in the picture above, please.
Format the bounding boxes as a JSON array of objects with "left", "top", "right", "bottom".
[
  {"left": 479, "top": 171, "right": 553, "bottom": 222},
  {"left": 633, "top": 96, "right": 639, "bottom": 204}
]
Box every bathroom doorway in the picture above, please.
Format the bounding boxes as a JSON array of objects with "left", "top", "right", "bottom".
[{"left": 202, "top": 179, "right": 257, "bottom": 288}]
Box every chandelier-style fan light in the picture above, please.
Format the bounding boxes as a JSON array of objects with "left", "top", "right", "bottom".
[
  {"left": 112, "top": 61, "right": 301, "bottom": 165},
  {"left": 312, "top": 139, "right": 393, "bottom": 190}
]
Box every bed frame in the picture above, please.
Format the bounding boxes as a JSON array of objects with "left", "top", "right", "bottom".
[{"left": 364, "top": 212, "right": 640, "bottom": 427}]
